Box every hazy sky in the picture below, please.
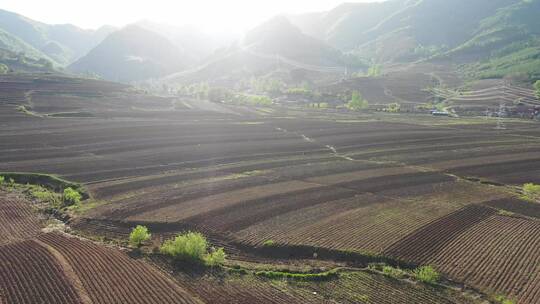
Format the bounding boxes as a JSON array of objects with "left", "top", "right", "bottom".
[{"left": 0, "top": 0, "right": 381, "bottom": 33}]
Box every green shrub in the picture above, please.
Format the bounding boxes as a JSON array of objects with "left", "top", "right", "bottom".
[
  {"left": 382, "top": 266, "right": 407, "bottom": 279},
  {"left": 161, "top": 231, "right": 208, "bottom": 261},
  {"left": 30, "top": 186, "right": 62, "bottom": 207},
  {"left": 347, "top": 91, "right": 369, "bottom": 111},
  {"left": 0, "top": 63, "right": 8, "bottom": 74},
  {"left": 204, "top": 247, "right": 227, "bottom": 266},
  {"left": 63, "top": 187, "right": 82, "bottom": 205},
  {"left": 129, "top": 225, "right": 151, "bottom": 248},
  {"left": 385, "top": 103, "right": 401, "bottom": 113},
  {"left": 262, "top": 240, "right": 276, "bottom": 247},
  {"left": 494, "top": 295, "right": 515, "bottom": 304},
  {"left": 523, "top": 183, "right": 540, "bottom": 200},
  {"left": 413, "top": 266, "right": 440, "bottom": 284},
  {"left": 534, "top": 80, "right": 540, "bottom": 99},
  {"left": 160, "top": 232, "right": 227, "bottom": 266},
  {"left": 0, "top": 176, "right": 4, "bottom": 185}
]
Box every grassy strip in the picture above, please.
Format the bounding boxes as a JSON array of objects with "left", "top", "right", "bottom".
[
  {"left": 255, "top": 269, "right": 339, "bottom": 281},
  {"left": 16, "top": 105, "right": 42, "bottom": 117},
  {"left": 0, "top": 172, "right": 89, "bottom": 199}
]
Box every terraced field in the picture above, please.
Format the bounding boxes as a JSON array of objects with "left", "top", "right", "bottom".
[
  {"left": 432, "top": 78, "right": 540, "bottom": 116},
  {"left": 0, "top": 192, "right": 43, "bottom": 245},
  {"left": 0, "top": 182, "right": 474, "bottom": 304},
  {"left": 167, "top": 269, "right": 477, "bottom": 304},
  {"left": 1, "top": 74, "right": 540, "bottom": 303},
  {"left": 0, "top": 194, "right": 202, "bottom": 303}
]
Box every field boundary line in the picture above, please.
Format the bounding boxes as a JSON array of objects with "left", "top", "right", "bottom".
[{"left": 33, "top": 238, "right": 94, "bottom": 304}]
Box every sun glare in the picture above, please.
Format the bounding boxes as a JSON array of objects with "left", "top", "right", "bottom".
[{"left": 0, "top": 0, "right": 376, "bottom": 33}]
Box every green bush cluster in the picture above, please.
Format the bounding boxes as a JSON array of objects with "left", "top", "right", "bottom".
[
  {"left": 371, "top": 263, "right": 440, "bottom": 284},
  {"left": 413, "top": 266, "right": 440, "bottom": 284},
  {"left": 0, "top": 176, "right": 4, "bottom": 185},
  {"left": 129, "top": 225, "right": 151, "bottom": 248},
  {"left": 385, "top": 103, "right": 401, "bottom": 113},
  {"left": 204, "top": 247, "right": 227, "bottom": 266},
  {"left": 63, "top": 187, "right": 82, "bottom": 205},
  {"left": 534, "top": 80, "right": 540, "bottom": 99},
  {"left": 27, "top": 185, "right": 62, "bottom": 208},
  {"left": 523, "top": 183, "right": 540, "bottom": 200},
  {"left": 382, "top": 265, "right": 407, "bottom": 279},
  {"left": 160, "top": 231, "right": 226, "bottom": 266},
  {"left": 493, "top": 295, "right": 515, "bottom": 304},
  {"left": 0, "top": 63, "right": 8, "bottom": 74},
  {"left": 262, "top": 239, "right": 276, "bottom": 247},
  {"left": 4, "top": 177, "right": 14, "bottom": 185}
]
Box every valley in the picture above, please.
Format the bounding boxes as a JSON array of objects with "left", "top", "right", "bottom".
[{"left": 1, "top": 0, "right": 540, "bottom": 303}]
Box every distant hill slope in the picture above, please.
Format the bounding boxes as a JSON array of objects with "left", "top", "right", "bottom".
[
  {"left": 452, "top": 0, "right": 540, "bottom": 56},
  {"left": 165, "top": 17, "right": 353, "bottom": 86},
  {"left": 244, "top": 16, "right": 346, "bottom": 66},
  {"left": 134, "top": 20, "right": 228, "bottom": 64},
  {"left": 0, "top": 28, "right": 48, "bottom": 60},
  {"left": 0, "top": 9, "right": 114, "bottom": 65},
  {"left": 290, "top": 0, "right": 523, "bottom": 61},
  {"left": 289, "top": 1, "right": 408, "bottom": 50},
  {"left": 69, "top": 25, "right": 188, "bottom": 82},
  {"left": 446, "top": 0, "right": 540, "bottom": 75},
  {"left": 0, "top": 28, "right": 56, "bottom": 73}
]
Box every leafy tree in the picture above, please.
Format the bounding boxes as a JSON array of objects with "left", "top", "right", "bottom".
[
  {"left": 347, "top": 91, "right": 369, "bottom": 111},
  {"left": 0, "top": 64, "right": 8, "bottom": 74},
  {"left": 129, "top": 225, "right": 151, "bottom": 248},
  {"left": 63, "top": 187, "right": 82, "bottom": 205},
  {"left": 160, "top": 232, "right": 209, "bottom": 261},
  {"left": 368, "top": 64, "right": 382, "bottom": 77},
  {"left": 160, "top": 231, "right": 227, "bottom": 266},
  {"left": 267, "top": 79, "right": 283, "bottom": 95},
  {"left": 413, "top": 266, "right": 440, "bottom": 284}
]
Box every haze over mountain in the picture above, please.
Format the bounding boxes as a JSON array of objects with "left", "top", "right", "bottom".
[
  {"left": 0, "top": 0, "right": 539, "bottom": 82},
  {"left": 69, "top": 25, "right": 188, "bottom": 82},
  {"left": 0, "top": 9, "right": 114, "bottom": 65},
  {"left": 243, "top": 16, "right": 345, "bottom": 66},
  {"left": 289, "top": 0, "right": 536, "bottom": 62}
]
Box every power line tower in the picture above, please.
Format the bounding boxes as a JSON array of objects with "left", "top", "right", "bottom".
[{"left": 495, "top": 103, "right": 507, "bottom": 130}]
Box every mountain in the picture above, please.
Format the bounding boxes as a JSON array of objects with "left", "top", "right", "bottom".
[
  {"left": 453, "top": 0, "right": 540, "bottom": 79},
  {"left": 69, "top": 25, "right": 188, "bottom": 82},
  {"left": 0, "top": 9, "right": 114, "bottom": 65},
  {"left": 165, "top": 16, "right": 352, "bottom": 86},
  {"left": 449, "top": 0, "right": 540, "bottom": 57},
  {"left": 289, "top": 0, "right": 526, "bottom": 62},
  {"left": 0, "top": 27, "right": 48, "bottom": 60},
  {"left": 134, "top": 20, "right": 231, "bottom": 63},
  {"left": 289, "top": 1, "right": 408, "bottom": 50},
  {"left": 243, "top": 16, "right": 345, "bottom": 66}
]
